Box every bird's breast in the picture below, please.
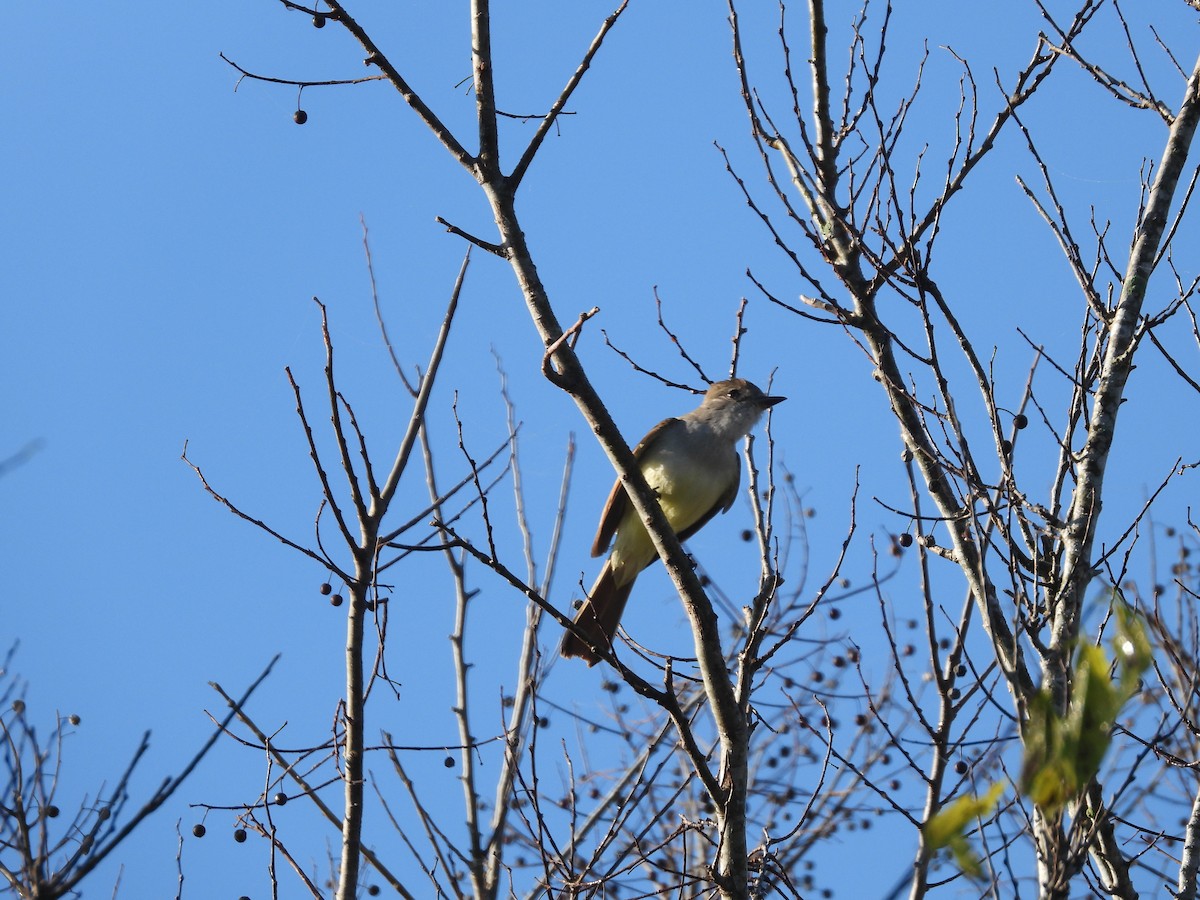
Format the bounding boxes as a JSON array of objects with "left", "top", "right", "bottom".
[{"left": 641, "top": 444, "right": 735, "bottom": 532}]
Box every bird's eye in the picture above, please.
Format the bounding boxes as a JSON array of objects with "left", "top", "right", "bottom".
[{"left": 727, "top": 388, "right": 742, "bottom": 400}]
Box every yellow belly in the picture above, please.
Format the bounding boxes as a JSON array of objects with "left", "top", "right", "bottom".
[{"left": 607, "top": 446, "right": 734, "bottom": 586}]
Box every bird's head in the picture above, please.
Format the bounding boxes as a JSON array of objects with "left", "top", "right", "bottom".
[{"left": 699, "top": 378, "right": 785, "bottom": 439}]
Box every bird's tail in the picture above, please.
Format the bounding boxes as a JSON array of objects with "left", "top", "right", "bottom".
[{"left": 561, "top": 563, "right": 635, "bottom": 666}]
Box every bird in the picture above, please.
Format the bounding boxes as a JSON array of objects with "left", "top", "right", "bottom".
[{"left": 561, "top": 378, "right": 785, "bottom": 665}]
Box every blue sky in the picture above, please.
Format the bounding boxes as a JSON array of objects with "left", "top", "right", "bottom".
[{"left": 4, "top": 1, "right": 1200, "bottom": 896}]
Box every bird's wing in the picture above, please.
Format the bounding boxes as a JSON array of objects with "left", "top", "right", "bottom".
[
  {"left": 590, "top": 417, "right": 682, "bottom": 558},
  {"left": 675, "top": 451, "right": 740, "bottom": 543}
]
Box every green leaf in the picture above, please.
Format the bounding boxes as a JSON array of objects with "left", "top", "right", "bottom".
[
  {"left": 1021, "top": 690, "right": 1070, "bottom": 808},
  {"left": 1019, "top": 601, "right": 1151, "bottom": 814},
  {"left": 1114, "top": 602, "right": 1152, "bottom": 698},
  {"left": 1070, "top": 643, "right": 1118, "bottom": 782},
  {"left": 925, "top": 782, "right": 1006, "bottom": 880}
]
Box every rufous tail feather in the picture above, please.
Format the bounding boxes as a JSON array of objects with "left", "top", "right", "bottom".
[{"left": 561, "top": 564, "right": 636, "bottom": 666}]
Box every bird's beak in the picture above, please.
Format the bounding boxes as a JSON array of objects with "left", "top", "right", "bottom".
[{"left": 759, "top": 394, "right": 786, "bottom": 408}]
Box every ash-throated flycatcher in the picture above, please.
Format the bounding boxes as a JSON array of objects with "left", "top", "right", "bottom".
[{"left": 561, "top": 378, "right": 785, "bottom": 665}]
